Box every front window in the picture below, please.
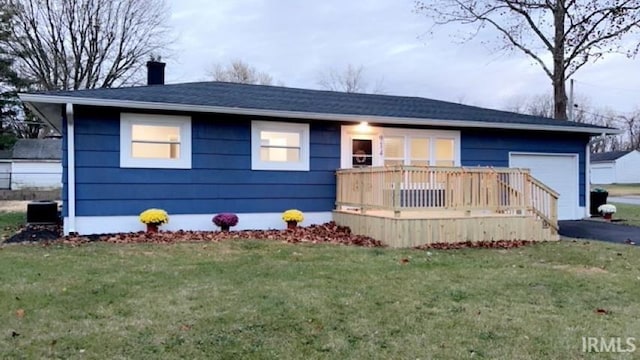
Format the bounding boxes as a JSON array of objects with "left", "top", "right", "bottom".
[
  {"left": 383, "top": 137, "right": 404, "bottom": 166},
  {"left": 410, "top": 138, "right": 430, "bottom": 166},
  {"left": 382, "top": 130, "right": 459, "bottom": 167},
  {"left": 120, "top": 113, "right": 192, "bottom": 169},
  {"left": 260, "top": 130, "right": 301, "bottom": 163},
  {"left": 435, "top": 138, "right": 455, "bottom": 166},
  {"left": 251, "top": 121, "right": 309, "bottom": 171},
  {"left": 131, "top": 124, "right": 181, "bottom": 159}
]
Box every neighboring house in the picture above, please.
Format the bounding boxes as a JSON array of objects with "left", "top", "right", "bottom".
[
  {"left": 590, "top": 150, "right": 640, "bottom": 184},
  {"left": 19, "top": 62, "right": 618, "bottom": 237},
  {"left": 0, "top": 138, "right": 62, "bottom": 190}
]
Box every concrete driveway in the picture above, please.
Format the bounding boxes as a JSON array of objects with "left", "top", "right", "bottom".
[
  {"left": 559, "top": 220, "right": 640, "bottom": 245},
  {"left": 610, "top": 196, "right": 640, "bottom": 205}
]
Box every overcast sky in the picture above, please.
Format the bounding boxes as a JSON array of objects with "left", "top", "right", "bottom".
[{"left": 165, "top": 0, "right": 639, "bottom": 115}]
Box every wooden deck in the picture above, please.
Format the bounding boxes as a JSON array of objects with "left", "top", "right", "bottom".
[
  {"left": 334, "top": 166, "right": 559, "bottom": 247},
  {"left": 333, "top": 210, "right": 558, "bottom": 248}
]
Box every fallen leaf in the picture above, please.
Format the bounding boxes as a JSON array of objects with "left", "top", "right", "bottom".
[
  {"left": 180, "top": 324, "right": 192, "bottom": 331},
  {"left": 15, "top": 309, "right": 25, "bottom": 318},
  {"left": 400, "top": 258, "right": 410, "bottom": 264}
]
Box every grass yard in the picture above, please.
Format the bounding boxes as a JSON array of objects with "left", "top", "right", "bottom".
[
  {"left": 2, "top": 238, "right": 640, "bottom": 359},
  {"left": 592, "top": 183, "right": 640, "bottom": 196},
  {"left": 0, "top": 211, "right": 25, "bottom": 241},
  {"left": 612, "top": 202, "right": 640, "bottom": 227}
]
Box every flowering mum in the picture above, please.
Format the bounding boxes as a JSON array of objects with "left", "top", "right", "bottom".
[
  {"left": 597, "top": 204, "right": 616, "bottom": 214},
  {"left": 282, "top": 209, "right": 304, "bottom": 223},
  {"left": 212, "top": 213, "right": 239, "bottom": 227},
  {"left": 139, "top": 208, "right": 169, "bottom": 225}
]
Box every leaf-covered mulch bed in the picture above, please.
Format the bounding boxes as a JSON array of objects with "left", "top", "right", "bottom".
[
  {"left": 4, "top": 225, "right": 61, "bottom": 244},
  {"left": 414, "top": 240, "right": 537, "bottom": 250},
  {"left": 7, "top": 222, "right": 385, "bottom": 248},
  {"left": 3, "top": 221, "right": 542, "bottom": 250}
]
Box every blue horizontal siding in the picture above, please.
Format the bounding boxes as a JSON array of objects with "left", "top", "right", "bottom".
[
  {"left": 68, "top": 107, "right": 340, "bottom": 217},
  {"left": 62, "top": 105, "right": 590, "bottom": 218},
  {"left": 76, "top": 198, "right": 331, "bottom": 216},
  {"left": 461, "top": 129, "right": 589, "bottom": 206},
  {"left": 76, "top": 184, "right": 335, "bottom": 200}
]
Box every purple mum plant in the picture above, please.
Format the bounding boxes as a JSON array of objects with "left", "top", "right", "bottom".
[{"left": 212, "top": 213, "right": 239, "bottom": 230}]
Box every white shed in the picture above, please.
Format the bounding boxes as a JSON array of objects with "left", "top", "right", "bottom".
[
  {"left": 0, "top": 139, "right": 62, "bottom": 190},
  {"left": 590, "top": 150, "right": 640, "bottom": 184}
]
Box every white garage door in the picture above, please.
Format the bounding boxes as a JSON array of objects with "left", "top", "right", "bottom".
[{"left": 510, "top": 153, "right": 579, "bottom": 220}]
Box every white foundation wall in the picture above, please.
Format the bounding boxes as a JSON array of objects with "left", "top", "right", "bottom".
[{"left": 63, "top": 211, "right": 333, "bottom": 235}]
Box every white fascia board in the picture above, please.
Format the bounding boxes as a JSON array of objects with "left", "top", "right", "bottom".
[{"left": 18, "top": 93, "right": 622, "bottom": 135}]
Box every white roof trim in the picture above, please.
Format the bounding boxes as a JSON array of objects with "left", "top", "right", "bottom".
[{"left": 19, "top": 93, "right": 622, "bottom": 135}]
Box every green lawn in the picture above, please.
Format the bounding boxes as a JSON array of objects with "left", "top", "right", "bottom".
[
  {"left": 612, "top": 202, "right": 640, "bottom": 227},
  {"left": 0, "top": 211, "right": 24, "bottom": 241},
  {"left": 2, "top": 238, "right": 640, "bottom": 359}
]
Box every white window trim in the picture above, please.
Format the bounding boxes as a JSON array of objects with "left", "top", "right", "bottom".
[
  {"left": 120, "top": 113, "right": 192, "bottom": 169},
  {"left": 251, "top": 120, "right": 310, "bottom": 171},
  {"left": 340, "top": 125, "right": 460, "bottom": 168},
  {"left": 382, "top": 128, "right": 460, "bottom": 166}
]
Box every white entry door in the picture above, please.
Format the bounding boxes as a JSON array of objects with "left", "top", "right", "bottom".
[{"left": 510, "top": 153, "right": 580, "bottom": 220}]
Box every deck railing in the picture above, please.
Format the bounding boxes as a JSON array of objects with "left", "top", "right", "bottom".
[{"left": 335, "top": 166, "right": 559, "bottom": 231}]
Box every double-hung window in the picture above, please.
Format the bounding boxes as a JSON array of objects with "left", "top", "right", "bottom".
[
  {"left": 251, "top": 121, "right": 310, "bottom": 171},
  {"left": 382, "top": 130, "right": 459, "bottom": 167},
  {"left": 120, "top": 113, "right": 192, "bottom": 169}
]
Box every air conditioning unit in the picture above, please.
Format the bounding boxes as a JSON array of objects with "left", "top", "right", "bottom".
[{"left": 27, "top": 201, "right": 59, "bottom": 224}]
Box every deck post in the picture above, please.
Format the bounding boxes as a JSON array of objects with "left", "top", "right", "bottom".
[
  {"left": 393, "top": 165, "right": 402, "bottom": 217},
  {"left": 358, "top": 171, "right": 365, "bottom": 214}
]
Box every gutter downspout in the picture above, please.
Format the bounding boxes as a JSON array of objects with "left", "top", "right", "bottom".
[
  {"left": 585, "top": 143, "right": 590, "bottom": 219},
  {"left": 65, "top": 103, "right": 76, "bottom": 234}
]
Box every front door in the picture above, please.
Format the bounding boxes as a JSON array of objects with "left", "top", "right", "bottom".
[{"left": 341, "top": 125, "right": 382, "bottom": 169}]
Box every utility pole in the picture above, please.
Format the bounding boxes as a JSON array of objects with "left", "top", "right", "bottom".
[{"left": 568, "top": 78, "right": 575, "bottom": 121}]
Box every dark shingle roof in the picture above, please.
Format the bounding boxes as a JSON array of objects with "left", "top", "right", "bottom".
[
  {"left": 10, "top": 139, "right": 61, "bottom": 160},
  {"left": 591, "top": 151, "right": 633, "bottom": 162},
  {"left": 33, "top": 81, "right": 612, "bottom": 131}
]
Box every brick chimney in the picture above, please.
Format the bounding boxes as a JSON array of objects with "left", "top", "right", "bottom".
[{"left": 146, "top": 60, "right": 165, "bottom": 85}]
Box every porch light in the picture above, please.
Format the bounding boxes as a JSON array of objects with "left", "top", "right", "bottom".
[{"left": 356, "top": 121, "right": 371, "bottom": 133}]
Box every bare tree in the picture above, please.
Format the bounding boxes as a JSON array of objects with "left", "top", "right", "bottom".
[
  {"left": 2, "top": 0, "right": 170, "bottom": 91},
  {"left": 506, "top": 94, "right": 555, "bottom": 118},
  {"left": 505, "top": 93, "right": 595, "bottom": 122},
  {"left": 0, "top": 0, "right": 47, "bottom": 139},
  {"left": 210, "top": 60, "right": 274, "bottom": 85},
  {"left": 317, "top": 64, "right": 385, "bottom": 93},
  {"left": 414, "top": 0, "right": 640, "bottom": 120},
  {"left": 505, "top": 94, "right": 636, "bottom": 151},
  {"left": 619, "top": 112, "right": 640, "bottom": 150}
]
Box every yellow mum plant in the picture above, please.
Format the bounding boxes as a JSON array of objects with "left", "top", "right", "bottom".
[
  {"left": 282, "top": 209, "right": 304, "bottom": 223},
  {"left": 139, "top": 208, "right": 169, "bottom": 225}
]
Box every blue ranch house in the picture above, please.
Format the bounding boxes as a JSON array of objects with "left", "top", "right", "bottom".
[{"left": 20, "top": 62, "right": 617, "bottom": 245}]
